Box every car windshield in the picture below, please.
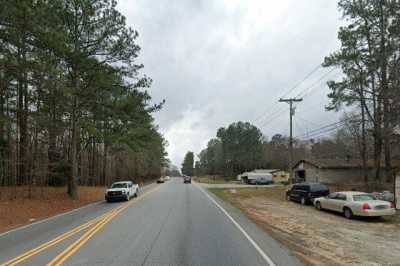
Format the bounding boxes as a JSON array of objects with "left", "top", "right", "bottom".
[
  {"left": 111, "top": 183, "right": 127, "bottom": 188},
  {"left": 310, "top": 184, "right": 327, "bottom": 192},
  {"left": 353, "top": 194, "right": 376, "bottom": 201}
]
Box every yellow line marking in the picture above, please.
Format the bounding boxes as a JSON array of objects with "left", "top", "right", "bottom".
[
  {"left": 0, "top": 205, "right": 125, "bottom": 266},
  {"left": 46, "top": 186, "right": 160, "bottom": 266},
  {"left": 47, "top": 207, "right": 122, "bottom": 266}
]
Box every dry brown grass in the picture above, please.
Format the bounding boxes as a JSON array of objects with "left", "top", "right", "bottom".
[
  {"left": 210, "top": 187, "right": 400, "bottom": 266},
  {"left": 0, "top": 186, "right": 106, "bottom": 233},
  {"left": 209, "top": 186, "right": 287, "bottom": 201},
  {"left": 193, "top": 175, "right": 237, "bottom": 184}
]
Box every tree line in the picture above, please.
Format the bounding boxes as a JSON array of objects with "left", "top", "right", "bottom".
[
  {"left": 181, "top": 151, "right": 194, "bottom": 176},
  {"left": 194, "top": 122, "right": 264, "bottom": 177},
  {"left": 195, "top": 1, "right": 400, "bottom": 183},
  {"left": 323, "top": 0, "right": 400, "bottom": 182},
  {"left": 0, "top": 0, "right": 167, "bottom": 199},
  {"left": 193, "top": 116, "right": 399, "bottom": 181}
]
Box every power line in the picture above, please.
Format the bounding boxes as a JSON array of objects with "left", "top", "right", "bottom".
[
  {"left": 279, "top": 64, "right": 322, "bottom": 99},
  {"left": 299, "top": 123, "right": 345, "bottom": 140},
  {"left": 258, "top": 108, "right": 287, "bottom": 129},
  {"left": 253, "top": 103, "right": 283, "bottom": 124},
  {"left": 252, "top": 63, "right": 339, "bottom": 141},
  {"left": 296, "top": 120, "right": 347, "bottom": 139},
  {"left": 295, "top": 115, "right": 361, "bottom": 140},
  {"left": 296, "top": 115, "right": 322, "bottom": 127},
  {"left": 295, "top": 67, "right": 339, "bottom": 98},
  {"left": 253, "top": 64, "right": 325, "bottom": 124},
  {"left": 257, "top": 66, "right": 336, "bottom": 125}
]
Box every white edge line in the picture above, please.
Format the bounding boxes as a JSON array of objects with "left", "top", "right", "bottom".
[
  {"left": 196, "top": 183, "right": 276, "bottom": 266},
  {"left": 0, "top": 183, "right": 156, "bottom": 238}
]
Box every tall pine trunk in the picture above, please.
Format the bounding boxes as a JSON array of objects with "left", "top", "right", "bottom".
[
  {"left": 360, "top": 91, "right": 368, "bottom": 183},
  {"left": 374, "top": 99, "right": 382, "bottom": 182},
  {"left": 102, "top": 143, "right": 108, "bottom": 186},
  {"left": 379, "top": 0, "right": 392, "bottom": 182},
  {"left": 68, "top": 79, "right": 79, "bottom": 200}
]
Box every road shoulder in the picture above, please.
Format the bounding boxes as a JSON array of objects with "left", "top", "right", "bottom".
[{"left": 197, "top": 184, "right": 303, "bottom": 266}]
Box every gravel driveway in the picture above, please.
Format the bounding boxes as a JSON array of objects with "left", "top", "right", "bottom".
[{"left": 211, "top": 187, "right": 400, "bottom": 266}]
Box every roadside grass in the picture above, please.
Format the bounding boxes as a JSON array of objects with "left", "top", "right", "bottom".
[
  {"left": 209, "top": 186, "right": 287, "bottom": 201},
  {"left": 194, "top": 175, "right": 237, "bottom": 184}
]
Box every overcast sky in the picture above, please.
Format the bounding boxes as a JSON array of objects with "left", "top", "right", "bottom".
[{"left": 117, "top": 0, "right": 344, "bottom": 167}]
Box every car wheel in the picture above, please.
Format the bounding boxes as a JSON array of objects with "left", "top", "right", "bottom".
[
  {"left": 343, "top": 207, "right": 353, "bottom": 219},
  {"left": 300, "top": 197, "right": 306, "bottom": 205},
  {"left": 315, "top": 201, "right": 322, "bottom": 210},
  {"left": 135, "top": 192, "right": 138, "bottom": 198}
]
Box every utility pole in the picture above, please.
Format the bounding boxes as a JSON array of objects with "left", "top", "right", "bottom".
[{"left": 279, "top": 98, "right": 303, "bottom": 182}]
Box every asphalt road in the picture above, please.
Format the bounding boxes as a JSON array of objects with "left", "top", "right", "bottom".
[{"left": 0, "top": 178, "right": 302, "bottom": 266}]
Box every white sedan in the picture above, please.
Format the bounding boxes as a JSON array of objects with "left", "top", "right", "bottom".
[{"left": 314, "top": 191, "right": 396, "bottom": 219}]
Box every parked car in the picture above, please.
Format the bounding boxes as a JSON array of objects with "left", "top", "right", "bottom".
[
  {"left": 183, "top": 176, "right": 191, "bottom": 184},
  {"left": 314, "top": 191, "right": 396, "bottom": 219},
  {"left": 248, "top": 176, "right": 274, "bottom": 185},
  {"left": 105, "top": 181, "right": 139, "bottom": 202},
  {"left": 157, "top": 177, "right": 165, "bottom": 183},
  {"left": 242, "top": 173, "right": 273, "bottom": 184},
  {"left": 286, "top": 182, "right": 330, "bottom": 205}
]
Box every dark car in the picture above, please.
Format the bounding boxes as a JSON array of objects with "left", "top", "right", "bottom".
[
  {"left": 286, "top": 182, "right": 329, "bottom": 205},
  {"left": 183, "top": 176, "right": 191, "bottom": 184}
]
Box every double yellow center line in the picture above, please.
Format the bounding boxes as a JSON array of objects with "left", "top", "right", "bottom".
[{"left": 1, "top": 186, "right": 159, "bottom": 266}]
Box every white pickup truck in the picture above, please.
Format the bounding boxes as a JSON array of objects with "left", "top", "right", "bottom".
[{"left": 105, "top": 181, "right": 139, "bottom": 202}]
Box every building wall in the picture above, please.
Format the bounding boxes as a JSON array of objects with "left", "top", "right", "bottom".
[
  {"left": 293, "top": 161, "right": 379, "bottom": 184},
  {"left": 272, "top": 171, "right": 290, "bottom": 183},
  {"left": 303, "top": 167, "right": 375, "bottom": 184}
]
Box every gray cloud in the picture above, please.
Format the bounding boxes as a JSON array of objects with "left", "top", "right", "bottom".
[{"left": 117, "top": 0, "right": 344, "bottom": 166}]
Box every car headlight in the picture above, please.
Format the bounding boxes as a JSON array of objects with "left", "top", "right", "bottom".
[{"left": 122, "top": 190, "right": 126, "bottom": 194}]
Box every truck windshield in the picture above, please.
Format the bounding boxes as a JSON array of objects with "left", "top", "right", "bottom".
[{"left": 111, "top": 183, "right": 127, "bottom": 188}]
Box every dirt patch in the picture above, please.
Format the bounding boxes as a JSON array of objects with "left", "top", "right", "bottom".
[
  {"left": 0, "top": 186, "right": 106, "bottom": 233},
  {"left": 210, "top": 187, "right": 400, "bottom": 266}
]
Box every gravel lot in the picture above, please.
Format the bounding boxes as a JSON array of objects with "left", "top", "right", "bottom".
[{"left": 210, "top": 187, "right": 400, "bottom": 266}]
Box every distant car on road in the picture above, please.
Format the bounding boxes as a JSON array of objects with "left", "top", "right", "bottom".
[
  {"left": 157, "top": 177, "right": 165, "bottom": 183},
  {"left": 314, "top": 191, "right": 396, "bottom": 219},
  {"left": 183, "top": 176, "right": 191, "bottom": 184},
  {"left": 286, "top": 182, "right": 329, "bottom": 205},
  {"left": 165, "top": 176, "right": 171, "bottom": 181},
  {"left": 105, "top": 181, "right": 139, "bottom": 202}
]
